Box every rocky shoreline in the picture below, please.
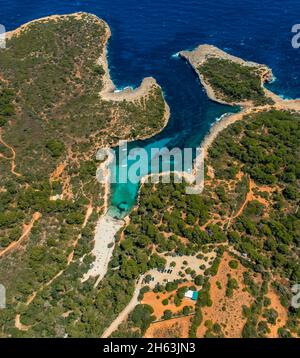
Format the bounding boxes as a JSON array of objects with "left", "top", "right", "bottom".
[
  {"left": 180, "top": 44, "right": 300, "bottom": 160},
  {"left": 179, "top": 44, "right": 274, "bottom": 106},
  {"left": 4, "top": 12, "right": 171, "bottom": 288}
]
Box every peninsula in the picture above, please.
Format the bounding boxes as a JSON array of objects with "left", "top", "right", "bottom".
[
  {"left": 0, "top": 12, "right": 169, "bottom": 338},
  {"left": 0, "top": 13, "right": 299, "bottom": 340},
  {"left": 104, "top": 46, "right": 300, "bottom": 339}
]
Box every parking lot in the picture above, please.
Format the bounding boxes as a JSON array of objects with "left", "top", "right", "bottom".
[{"left": 145, "top": 251, "right": 216, "bottom": 289}]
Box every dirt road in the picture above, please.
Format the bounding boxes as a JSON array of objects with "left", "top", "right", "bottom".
[{"left": 101, "top": 275, "right": 144, "bottom": 338}]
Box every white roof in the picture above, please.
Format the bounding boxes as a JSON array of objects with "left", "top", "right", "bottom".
[{"left": 184, "top": 290, "right": 194, "bottom": 299}]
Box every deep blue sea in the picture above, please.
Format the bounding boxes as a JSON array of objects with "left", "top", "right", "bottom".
[{"left": 1, "top": 0, "right": 300, "bottom": 217}]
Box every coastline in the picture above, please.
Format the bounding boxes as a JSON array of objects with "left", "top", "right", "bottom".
[
  {"left": 4, "top": 12, "right": 171, "bottom": 287},
  {"left": 179, "top": 44, "right": 274, "bottom": 107},
  {"left": 4, "top": 12, "right": 88, "bottom": 40},
  {"left": 180, "top": 44, "right": 300, "bottom": 161},
  {"left": 78, "top": 15, "right": 170, "bottom": 284},
  {"left": 98, "top": 21, "right": 168, "bottom": 106},
  {"left": 201, "top": 96, "right": 300, "bottom": 160},
  {"left": 92, "top": 49, "right": 300, "bottom": 336},
  {"left": 85, "top": 98, "right": 170, "bottom": 285},
  {"left": 4, "top": 11, "right": 171, "bottom": 139},
  {"left": 98, "top": 20, "right": 171, "bottom": 140}
]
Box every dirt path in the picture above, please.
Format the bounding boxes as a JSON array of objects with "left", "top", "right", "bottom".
[
  {"left": 0, "top": 129, "right": 22, "bottom": 177},
  {"left": 67, "top": 204, "right": 93, "bottom": 264},
  {"left": 101, "top": 276, "right": 144, "bottom": 338},
  {"left": 15, "top": 314, "right": 31, "bottom": 331},
  {"left": 15, "top": 204, "right": 93, "bottom": 330},
  {"left": 231, "top": 176, "right": 253, "bottom": 220},
  {"left": 0, "top": 212, "right": 41, "bottom": 258},
  {"left": 200, "top": 175, "right": 256, "bottom": 231}
]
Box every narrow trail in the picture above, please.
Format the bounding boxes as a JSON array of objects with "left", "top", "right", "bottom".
[
  {"left": 49, "top": 162, "right": 67, "bottom": 183},
  {"left": 8, "top": 38, "right": 300, "bottom": 336},
  {"left": 200, "top": 175, "right": 255, "bottom": 231},
  {"left": 67, "top": 203, "right": 93, "bottom": 264},
  {"left": 0, "top": 212, "right": 41, "bottom": 258},
  {"left": 0, "top": 129, "right": 22, "bottom": 177},
  {"left": 101, "top": 275, "right": 144, "bottom": 338},
  {"left": 15, "top": 314, "right": 31, "bottom": 332},
  {"left": 15, "top": 204, "right": 93, "bottom": 330},
  {"left": 231, "top": 176, "right": 253, "bottom": 220}
]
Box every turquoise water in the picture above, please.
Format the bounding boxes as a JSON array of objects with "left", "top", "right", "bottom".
[
  {"left": 108, "top": 105, "right": 239, "bottom": 218},
  {"left": 2, "top": 0, "right": 300, "bottom": 217}
]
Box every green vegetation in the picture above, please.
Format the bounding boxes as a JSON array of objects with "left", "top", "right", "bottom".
[
  {"left": 129, "top": 304, "right": 156, "bottom": 335},
  {"left": 0, "top": 13, "right": 167, "bottom": 338},
  {"left": 209, "top": 110, "right": 300, "bottom": 282},
  {"left": 0, "top": 14, "right": 298, "bottom": 339},
  {"left": 46, "top": 140, "right": 65, "bottom": 158},
  {"left": 229, "top": 260, "right": 238, "bottom": 269},
  {"left": 199, "top": 57, "right": 273, "bottom": 105},
  {"left": 110, "top": 109, "right": 299, "bottom": 338},
  {"left": 203, "top": 320, "right": 224, "bottom": 338},
  {"left": 225, "top": 274, "right": 239, "bottom": 298},
  {"left": 0, "top": 87, "right": 15, "bottom": 127}
]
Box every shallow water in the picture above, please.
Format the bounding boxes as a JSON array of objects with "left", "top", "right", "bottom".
[{"left": 2, "top": 0, "right": 300, "bottom": 217}]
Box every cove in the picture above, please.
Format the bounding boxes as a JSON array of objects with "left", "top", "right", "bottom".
[
  {"left": 2, "top": 0, "right": 300, "bottom": 218},
  {"left": 107, "top": 60, "right": 239, "bottom": 218}
]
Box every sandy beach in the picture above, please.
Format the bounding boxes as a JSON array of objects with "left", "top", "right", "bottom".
[
  {"left": 82, "top": 148, "right": 122, "bottom": 285},
  {"left": 4, "top": 13, "right": 170, "bottom": 288},
  {"left": 83, "top": 214, "right": 124, "bottom": 287}
]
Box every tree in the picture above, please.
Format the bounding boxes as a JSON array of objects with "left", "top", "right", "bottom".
[
  {"left": 166, "top": 281, "right": 178, "bottom": 292},
  {"left": 262, "top": 308, "right": 278, "bottom": 325},
  {"left": 46, "top": 139, "right": 65, "bottom": 158},
  {"left": 194, "top": 275, "right": 204, "bottom": 286},
  {"left": 130, "top": 304, "right": 156, "bottom": 334},
  {"left": 163, "top": 310, "right": 172, "bottom": 320},
  {"left": 182, "top": 306, "right": 190, "bottom": 315},
  {"left": 229, "top": 260, "right": 238, "bottom": 269}
]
